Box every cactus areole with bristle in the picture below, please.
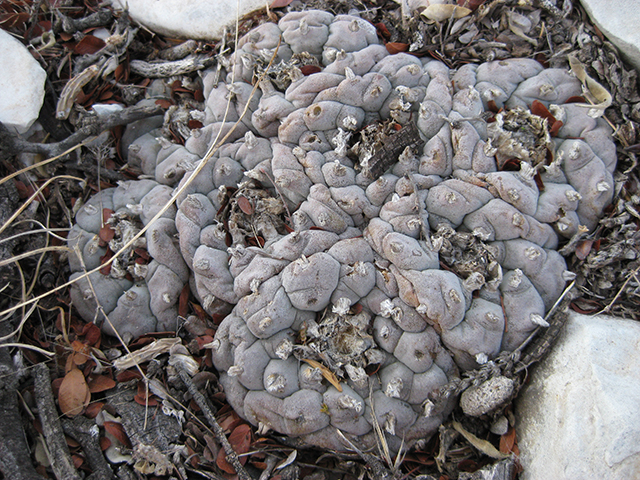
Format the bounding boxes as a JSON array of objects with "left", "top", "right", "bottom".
[{"left": 68, "top": 10, "right": 616, "bottom": 453}]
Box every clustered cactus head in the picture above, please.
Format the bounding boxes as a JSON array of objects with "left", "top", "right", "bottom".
[{"left": 68, "top": 10, "right": 616, "bottom": 452}]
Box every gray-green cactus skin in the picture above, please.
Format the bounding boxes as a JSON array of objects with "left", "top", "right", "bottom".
[{"left": 69, "top": 10, "right": 616, "bottom": 453}]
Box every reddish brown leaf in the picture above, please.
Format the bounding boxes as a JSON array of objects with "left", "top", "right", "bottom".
[
  {"left": 102, "top": 208, "right": 114, "bottom": 223},
  {"left": 84, "top": 402, "right": 104, "bottom": 418},
  {"left": 570, "top": 298, "right": 602, "bottom": 314},
  {"left": 0, "top": 11, "right": 29, "bottom": 29},
  {"left": 58, "top": 367, "right": 90, "bottom": 417},
  {"left": 386, "top": 42, "right": 409, "bottom": 55},
  {"left": 99, "top": 249, "right": 113, "bottom": 275},
  {"left": 114, "top": 63, "right": 125, "bottom": 82},
  {"left": 300, "top": 65, "right": 321, "bottom": 76},
  {"left": 188, "top": 119, "right": 203, "bottom": 130},
  {"left": 116, "top": 369, "right": 142, "bottom": 382},
  {"left": 99, "top": 89, "right": 114, "bottom": 101},
  {"left": 499, "top": 427, "right": 516, "bottom": 453},
  {"left": 500, "top": 158, "right": 521, "bottom": 171},
  {"left": 549, "top": 120, "right": 563, "bottom": 137},
  {"left": 216, "top": 424, "right": 252, "bottom": 473},
  {"left": 218, "top": 411, "right": 242, "bottom": 433},
  {"left": 179, "top": 282, "right": 190, "bottom": 318},
  {"left": 534, "top": 52, "right": 550, "bottom": 68},
  {"left": 134, "top": 393, "right": 158, "bottom": 406},
  {"left": 194, "top": 89, "right": 205, "bottom": 102},
  {"left": 104, "top": 421, "right": 131, "bottom": 448},
  {"left": 565, "top": 96, "right": 586, "bottom": 104},
  {"left": 82, "top": 322, "right": 101, "bottom": 347},
  {"left": 155, "top": 98, "right": 174, "bottom": 109},
  {"left": 237, "top": 196, "right": 253, "bottom": 215},
  {"left": 230, "top": 423, "right": 252, "bottom": 451},
  {"left": 51, "top": 377, "right": 64, "bottom": 397},
  {"left": 134, "top": 248, "right": 150, "bottom": 260},
  {"left": 73, "top": 35, "right": 106, "bottom": 55},
  {"left": 134, "top": 381, "right": 159, "bottom": 406},
  {"left": 530, "top": 100, "right": 556, "bottom": 122},
  {"left": 66, "top": 435, "right": 80, "bottom": 448},
  {"left": 98, "top": 225, "right": 115, "bottom": 243},
  {"left": 71, "top": 454, "right": 84, "bottom": 469},
  {"left": 375, "top": 22, "right": 391, "bottom": 40},
  {"left": 99, "top": 436, "right": 111, "bottom": 451},
  {"left": 457, "top": 0, "right": 487, "bottom": 10},
  {"left": 533, "top": 170, "right": 545, "bottom": 192},
  {"left": 196, "top": 335, "right": 214, "bottom": 350},
  {"left": 88, "top": 375, "right": 116, "bottom": 393},
  {"left": 575, "top": 239, "right": 594, "bottom": 261}
]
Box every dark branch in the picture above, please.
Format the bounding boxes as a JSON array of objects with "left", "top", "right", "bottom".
[{"left": 0, "top": 104, "right": 164, "bottom": 159}]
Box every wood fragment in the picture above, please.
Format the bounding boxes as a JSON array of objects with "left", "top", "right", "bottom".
[
  {"left": 0, "top": 321, "right": 44, "bottom": 480},
  {"left": 0, "top": 103, "right": 164, "bottom": 159},
  {"left": 56, "top": 65, "right": 100, "bottom": 120},
  {"left": 130, "top": 54, "right": 216, "bottom": 78},
  {"left": 175, "top": 362, "right": 255, "bottom": 480},
  {"left": 61, "top": 416, "right": 113, "bottom": 480},
  {"left": 360, "top": 122, "right": 424, "bottom": 179},
  {"left": 33, "top": 363, "right": 82, "bottom": 480},
  {"left": 58, "top": 9, "right": 114, "bottom": 34},
  {"left": 158, "top": 40, "right": 199, "bottom": 61}
]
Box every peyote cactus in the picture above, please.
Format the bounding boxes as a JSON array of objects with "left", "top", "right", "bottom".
[{"left": 68, "top": 10, "right": 616, "bottom": 453}]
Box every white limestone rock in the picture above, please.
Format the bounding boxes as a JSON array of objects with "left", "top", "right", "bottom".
[
  {"left": 579, "top": 0, "right": 640, "bottom": 72},
  {"left": 0, "top": 29, "right": 46, "bottom": 134},
  {"left": 109, "top": 0, "right": 267, "bottom": 41},
  {"left": 516, "top": 312, "right": 640, "bottom": 479}
]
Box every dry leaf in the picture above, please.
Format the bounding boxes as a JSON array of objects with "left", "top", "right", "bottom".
[
  {"left": 457, "top": 0, "right": 487, "bottom": 10},
  {"left": 99, "top": 436, "right": 111, "bottom": 451},
  {"left": 58, "top": 367, "right": 90, "bottom": 417},
  {"left": 276, "top": 450, "right": 297, "bottom": 470},
  {"left": 422, "top": 4, "right": 471, "bottom": 22},
  {"left": 72, "top": 35, "right": 106, "bottom": 55},
  {"left": 104, "top": 421, "right": 131, "bottom": 448},
  {"left": 216, "top": 424, "right": 251, "bottom": 473},
  {"left": 568, "top": 54, "right": 613, "bottom": 117},
  {"left": 218, "top": 410, "right": 243, "bottom": 433},
  {"left": 499, "top": 427, "right": 518, "bottom": 454},
  {"left": 87, "top": 375, "right": 116, "bottom": 393},
  {"left": 386, "top": 42, "right": 409, "bottom": 54},
  {"left": 300, "top": 65, "right": 321, "bottom": 76},
  {"left": 237, "top": 196, "right": 254, "bottom": 215},
  {"left": 575, "top": 239, "right": 594, "bottom": 261},
  {"left": 112, "top": 337, "right": 181, "bottom": 371},
  {"left": 301, "top": 359, "right": 342, "bottom": 392},
  {"left": 452, "top": 421, "right": 510, "bottom": 459},
  {"left": 84, "top": 402, "right": 104, "bottom": 418}
]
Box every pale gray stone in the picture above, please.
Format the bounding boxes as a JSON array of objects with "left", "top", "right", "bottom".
[
  {"left": 109, "top": 0, "right": 266, "bottom": 40},
  {"left": 516, "top": 312, "right": 640, "bottom": 479},
  {"left": 580, "top": 0, "right": 640, "bottom": 72},
  {"left": 0, "top": 29, "right": 46, "bottom": 134}
]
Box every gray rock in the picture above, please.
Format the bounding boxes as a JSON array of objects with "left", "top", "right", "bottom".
[
  {"left": 580, "top": 0, "right": 640, "bottom": 72},
  {"left": 108, "top": 0, "right": 266, "bottom": 40},
  {"left": 0, "top": 29, "right": 46, "bottom": 134},
  {"left": 516, "top": 312, "right": 640, "bottom": 479}
]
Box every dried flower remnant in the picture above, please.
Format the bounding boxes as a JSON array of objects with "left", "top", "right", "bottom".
[{"left": 68, "top": 10, "right": 617, "bottom": 454}]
